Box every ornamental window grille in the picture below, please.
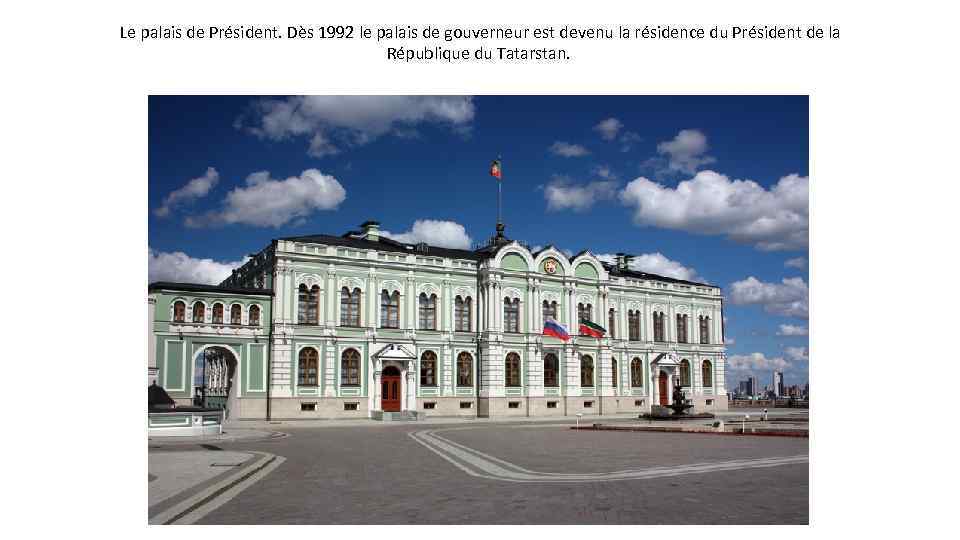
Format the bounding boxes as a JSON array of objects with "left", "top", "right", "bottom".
[
  {"left": 680, "top": 359, "right": 691, "bottom": 387},
  {"left": 677, "top": 313, "right": 688, "bottom": 343},
  {"left": 578, "top": 303, "right": 592, "bottom": 323},
  {"left": 249, "top": 305, "right": 260, "bottom": 326},
  {"left": 699, "top": 316, "right": 710, "bottom": 344},
  {"left": 608, "top": 308, "right": 616, "bottom": 339},
  {"left": 654, "top": 311, "right": 666, "bottom": 342},
  {"left": 173, "top": 301, "right": 186, "bottom": 323},
  {"left": 298, "top": 348, "right": 319, "bottom": 386},
  {"left": 418, "top": 292, "right": 437, "bottom": 330},
  {"left": 504, "top": 297, "right": 520, "bottom": 333},
  {"left": 630, "top": 357, "right": 643, "bottom": 387},
  {"left": 256, "top": 273, "right": 265, "bottom": 289},
  {"left": 212, "top": 303, "right": 224, "bottom": 324},
  {"left": 542, "top": 300, "right": 558, "bottom": 322},
  {"left": 298, "top": 284, "right": 320, "bottom": 325},
  {"left": 505, "top": 353, "right": 521, "bottom": 387},
  {"left": 380, "top": 290, "right": 400, "bottom": 329},
  {"left": 543, "top": 353, "right": 559, "bottom": 388},
  {"left": 580, "top": 355, "right": 594, "bottom": 387},
  {"left": 420, "top": 351, "right": 437, "bottom": 387},
  {"left": 230, "top": 304, "right": 242, "bottom": 325},
  {"left": 192, "top": 302, "right": 205, "bottom": 323},
  {"left": 628, "top": 310, "right": 640, "bottom": 341},
  {"left": 340, "top": 287, "right": 361, "bottom": 327},
  {"left": 702, "top": 360, "right": 713, "bottom": 387},
  {"left": 340, "top": 348, "right": 361, "bottom": 386},
  {"left": 457, "top": 352, "right": 473, "bottom": 387},
  {"left": 455, "top": 295, "right": 472, "bottom": 332},
  {"left": 612, "top": 357, "right": 618, "bottom": 388}
]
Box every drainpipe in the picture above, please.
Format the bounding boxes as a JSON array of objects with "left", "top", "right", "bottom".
[{"left": 475, "top": 266, "right": 482, "bottom": 417}]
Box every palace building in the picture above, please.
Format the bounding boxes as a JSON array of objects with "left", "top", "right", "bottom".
[{"left": 147, "top": 220, "right": 727, "bottom": 420}]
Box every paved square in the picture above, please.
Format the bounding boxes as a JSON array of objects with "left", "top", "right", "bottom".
[{"left": 185, "top": 421, "right": 807, "bottom": 524}]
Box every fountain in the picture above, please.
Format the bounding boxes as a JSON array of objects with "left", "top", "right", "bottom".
[
  {"left": 639, "top": 375, "right": 714, "bottom": 421},
  {"left": 666, "top": 380, "right": 695, "bottom": 416}
]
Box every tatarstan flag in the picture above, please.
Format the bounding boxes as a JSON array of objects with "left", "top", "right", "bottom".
[
  {"left": 579, "top": 320, "right": 606, "bottom": 338},
  {"left": 490, "top": 159, "right": 502, "bottom": 180}
]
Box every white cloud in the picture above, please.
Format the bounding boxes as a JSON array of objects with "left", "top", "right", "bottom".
[
  {"left": 619, "top": 131, "right": 643, "bottom": 152},
  {"left": 656, "top": 129, "right": 717, "bottom": 174},
  {"left": 148, "top": 248, "right": 247, "bottom": 285},
  {"left": 729, "top": 276, "right": 809, "bottom": 319},
  {"left": 596, "top": 252, "right": 703, "bottom": 282},
  {"left": 592, "top": 165, "right": 615, "bottom": 179},
  {"left": 777, "top": 324, "right": 809, "bottom": 336},
  {"left": 727, "top": 352, "right": 791, "bottom": 372},
  {"left": 593, "top": 117, "right": 623, "bottom": 141},
  {"left": 785, "top": 257, "right": 807, "bottom": 269},
  {"left": 381, "top": 219, "right": 472, "bottom": 249},
  {"left": 243, "top": 96, "right": 475, "bottom": 156},
  {"left": 185, "top": 168, "right": 346, "bottom": 228},
  {"left": 549, "top": 141, "right": 590, "bottom": 157},
  {"left": 724, "top": 337, "right": 736, "bottom": 345},
  {"left": 785, "top": 346, "right": 808, "bottom": 363},
  {"left": 619, "top": 170, "right": 809, "bottom": 251},
  {"left": 544, "top": 177, "right": 617, "bottom": 212},
  {"left": 154, "top": 167, "right": 219, "bottom": 217}
]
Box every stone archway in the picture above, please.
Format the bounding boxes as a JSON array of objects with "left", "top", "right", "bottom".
[{"left": 193, "top": 345, "right": 239, "bottom": 418}]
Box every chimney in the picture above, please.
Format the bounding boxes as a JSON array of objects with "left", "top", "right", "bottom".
[
  {"left": 615, "top": 253, "right": 628, "bottom": 271},
  {"left": 361, "top": 220, "right": 380, "bottom": 241}
]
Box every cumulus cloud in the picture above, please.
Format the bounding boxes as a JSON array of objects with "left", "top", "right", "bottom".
[
  {"left": 619, "top": 170, "right": 808, "bottom": 251},
  {"left": 725, "top": 337, "right": 736, "bottom": 345},
  {"left": 785, "top": 257, "right": 807, "bottom": 269},
  {"left": 656, "top": 129, "right": 716, "bottom": 174},
  {"left": 596, "top": 252, "right": 703, "bottom": 282},
  {"left": 729, "top": 276, "right": 809, "bottom": 318},
  {"left": 592, "top": 165, "right": 615, "bottom": 179},
  {"left": 593, "top": 117, "right": 623, "bottom": 141},
  {"left": 381, "top": 219, "right": 472, "bottom": 249},
  {"left": 154, "top": 167, "right": 219, "bottom": 217},
  {"left": 148, "top": 248, "right": 247, "bottom": 285},
  {"left": 185, "top": 168, "right": 346, "bottom": 228},
  {"left": 778, "top": 324, "right": 809, "bottom": 336},
  {"left": 544, "top": 177, "right": 617, "bottom": 212},
  {"left": 727, "top": 352, "right": 791, "bottom": 372},
  {"left": 618, "top": 131, "right": 643, "bottom": 152},
  {"left": 785, "top": 346, "right": 808, "bottom": 363},
  {"left": 242, "top": 96, "right": 475, "bottom": 157},
  {"left": 549, "top": 141, "right": 590, "bottom": 157}
]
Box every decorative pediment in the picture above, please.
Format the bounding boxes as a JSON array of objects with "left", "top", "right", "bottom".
[
  {"left": 652, "top": 352, "right": 680, "bottom": 366},
  {"left": 372, "top": 343, "right": 417, "bottom": 361}
]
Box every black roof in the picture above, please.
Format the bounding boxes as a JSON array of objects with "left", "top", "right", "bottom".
[
  {"left": 148, "top": 281, "right": 274, "bottom": 296},
  {"left": 602, "top": 263, "right": 714, "bottom": 288},
  {"left": 281, "top": 233, "right": 485, "bottom": 261}
]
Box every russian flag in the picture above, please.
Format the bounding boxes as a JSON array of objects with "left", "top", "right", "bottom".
[{"left": 543, "top": 318, "right": 571, "bottom": 342}]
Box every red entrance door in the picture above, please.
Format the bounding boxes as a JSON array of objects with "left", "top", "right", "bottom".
[
  {"left": 658, "top": 371, "right": 669, "bottom": 406},
  {"left": 381, "top": 366, "right": 401, "bottom": 412}
]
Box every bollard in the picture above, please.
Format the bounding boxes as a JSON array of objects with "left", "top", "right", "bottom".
[
  {"left": 576, "top": 412, "right": 583, "bottom": 429},
  {"left": 743, "top": 414, "right": 750, "bottom": 434}
]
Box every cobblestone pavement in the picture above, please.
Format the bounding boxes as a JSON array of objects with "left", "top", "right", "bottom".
[{"left": 194, "top": 422, "right": 808, "bottom": 524}]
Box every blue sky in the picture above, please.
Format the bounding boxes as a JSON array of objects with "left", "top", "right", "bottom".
[{"left": 149, "top": 95, "right": 809, "bottom": 390}]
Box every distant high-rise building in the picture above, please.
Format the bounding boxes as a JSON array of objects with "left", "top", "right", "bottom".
[
  {"left": 773, "top": 371, "right": 784, "bottom": 398},
  {"left": 749, "top": 376, "right": 759, "bottom": 397}
]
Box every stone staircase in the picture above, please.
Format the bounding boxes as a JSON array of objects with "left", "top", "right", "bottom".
[{"left": 371, "top": 410, "right": 424, "bottom": 422}]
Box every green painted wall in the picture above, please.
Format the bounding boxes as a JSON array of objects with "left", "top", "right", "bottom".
[
  {"left": 575, "top": 262, "right": 598, "bottom": 279},
  {"left": 501, "top": 253, "right": 529, "bottom": 271}
]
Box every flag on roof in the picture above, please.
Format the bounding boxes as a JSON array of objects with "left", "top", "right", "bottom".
[
  {"left": 490, "top": 159, "right": 502, "bottom": 180},
  {"left": 579, "top": 320, "right": 606, "bottom": 338},
  {"left": 543, "top": 318, "right": 570, "bottom": 341}
]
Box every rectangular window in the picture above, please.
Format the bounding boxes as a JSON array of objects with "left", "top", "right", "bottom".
[
  {"left": 508, "top": 401, "right": 520, "bottom": 409},
  {"left": 629, "top": 310, "right": 640, "bottom": 341},
  {"left": 634, "top": 399, "right": 643, "bottom": 407},
  {"left": 459, "top": 401, "right": 473, "bottom": 409},
  {"left": 423, "top": 402, "right": 436, "bottom": 410},
  {"left": 455, "top": 297, "right": 472, "bottom": 332},
  {"left": 584, "top": 400, "right": 594, "bottom": 408},
  {"left": 547, "top": 401, "right": 558, "bottom": 409},
  {"left": 504, "top": 298, "right": 519, "bottom": 333},
  {"left": 706, "top": 399, "right": 714, "bottom": 406},
  {"left": 301, "top": 403, "right": 316, "bottom": 412},
  {"left": 343, "top": 402, "right": 359, "bottom": 411},
  {"left": 542, "top": 301, "right": 558, "bottom": 322},
  {"left": 340, "top": 288, "right": 361, "bottom": 327}
]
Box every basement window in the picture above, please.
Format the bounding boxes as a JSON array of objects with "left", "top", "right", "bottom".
[
  {"left": 459, "top": 401, "right": 473, "bottom": 409},
  {"left": 508, "top": 401, "right": 520, "bottom": 409},
  {"left": 423, "top": 402, "right": 436, "bottom": 410},
  {"left": 584, "top": 401, "right": 594, "bottom": 408},
  {"left": 635, "top": 400, "right": 644, "bottom": 407},
  {"left": 706, "top": 399, "right": 714, "bottom": 406},
  {"left": 343, "top": 402, "right": 359, "bottom": 411},
  {"left": 301, "top": 403, "right": 316, "bottom": 412},
  {"left": 547, "top": 401, "right": 558, "bottom": 409}
]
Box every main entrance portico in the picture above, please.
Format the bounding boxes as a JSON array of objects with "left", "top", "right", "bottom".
[
  {"left": 651, "top": 352, "right": 680, "bottom": 407},
  {"left": 369, "top": 344, "right": 417, "bottom": 417}
]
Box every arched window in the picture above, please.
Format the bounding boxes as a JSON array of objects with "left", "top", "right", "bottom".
[
  {"left": 173, "top": 301, "right": 186, "bottom": 323},
  {"left": 578, "top": 303, "right": 592, "bottom": 323},
  {"left": 298, "top": 284, "right": 320, "bottom": 325},
  {"left": 418, "top": 292, "right": 437, "bottom": 330},
  {"left": 504, "top": 297, "right": 520, "bottom": 333},
  {"left": 676, "top": 313, "right": 688, "bottom": 343},
  {"left": 380, "top": 290, "right": 400, "bottom": 329},
  {"left": 212, "top": 303, "right": 224, "bottom": 324},
  {"left": 192, "top": 301, "right": 205, "bottom": 323},
  {"left": 680, "top": 359, "right": 691, "bottom": 387},
  {"left": 628, "top": 310, "right": 640, "bottom": 341},
  {"left": 542, "top": 300, "right": 558, "bottom": 322},
  {"left": 543, "top": 353, "right": 559, "bottom": 388},
  {"left": 580, "top": 355, "right": 594, "bottom": 387},
  {"left": 420, "top": 351, "right": 437, "bottom": 387},
  {"left": 702, "top": 360, "right": 713, "bottom": 387},
  {"left": 505, "top": 353, "right": 521, "bottom": 387},
  {"left": 230, "top": 304, "right": 242, "bottom": 325},
  {"left": 248, "top": 305, "right": 261, "bottom": 326},
  {"left": 630, "top": 357, "right": 643, "bottom": 387},
  {"left": 456, "top": 352, "right": 473, "bottom": 387},
  {"left": 341, "top": 287, "right": 361, "bottom": 327},
  {"left": 298, "top": 348, "right": 319, "bottom": 386},
  {"left": 612, "top": 357, "right": 618, "bottom": 387},
  {"left": 455, "top": 295, "right": 472, "bottom": 332},
  {"left": 608, "top": 308, "right": 616, "bottom": 339},
  {"left": 340, "top": 348, "right": 360, "bottom": 386},
  {"left": 654, "top": 311, "right": 666, "bottom": 342},
  {"left": 699, "top": 316, "right": 710, "bottom": 344}
]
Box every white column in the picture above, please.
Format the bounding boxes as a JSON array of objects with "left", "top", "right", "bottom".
[{"left": 325, "top": 268, "right": 336, "bottom": 326}]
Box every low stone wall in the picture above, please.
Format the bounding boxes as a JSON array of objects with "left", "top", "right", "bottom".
[{"left": 729, "top": 399, "right": 808, "bottom": 408}]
